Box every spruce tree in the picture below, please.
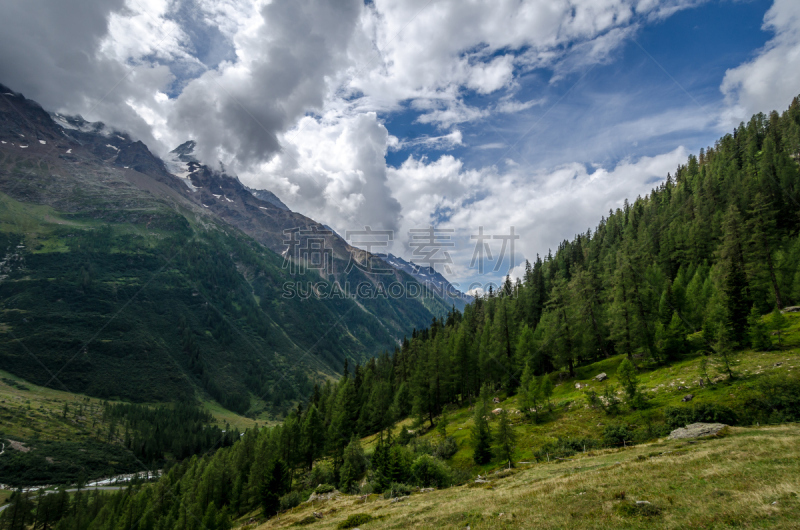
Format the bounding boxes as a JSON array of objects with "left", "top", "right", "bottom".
[
  {"left": 616, "top": 358, "right": 641, "bottom": 408},
  {"left": 747, "top": 305, "right": 772, "bottom": 351},
  {"left": 494, "top": 409, "right": 517, "bottom": 468},
  {"left": 770, "top": 306, "right": 788, "bottom": 348},
  {"left": 339, "top": 436, "right": 366, "bottom": 493},
  {"left": 471, "top": 385, "right": 493, "bottom": 465}
]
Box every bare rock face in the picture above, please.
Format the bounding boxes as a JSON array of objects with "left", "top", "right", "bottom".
[{"left": 668, "top": 423, "right": 727, "bottom": 440}]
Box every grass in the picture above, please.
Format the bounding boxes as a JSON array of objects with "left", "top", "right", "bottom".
[
  {"left": 361, "top": 312, "right": 800, "bottom": 473},
  {"left": 0, "top": 368, "right": 260, "bottom": 442},
  {"left": 250, "top": 312, "right": 800, "bottom": 528},
  {"left": 252, "top": 424, "right": 800, "bottom": 529}
]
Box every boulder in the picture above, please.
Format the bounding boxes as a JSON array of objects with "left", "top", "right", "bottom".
[
  {"left": 307, "top": 490, "right": 340, "bottom": 502},
  {"left": 681, "top": 394, "right": 694, "bottom": 402},
  {"left": 668, "top": 423, "right": 727, "bottom": 440},
  {"left": 492, "top": 408, "right": 503, "bottom": 415},
  {"left": 575, "top": 382, "right": 583, "bottom": 389},
  {"left": 594, "top": 373, "right": 608, "bottom": 382},
  {"left": 781, "top": 306, "right": 800, "bottom": 313}
]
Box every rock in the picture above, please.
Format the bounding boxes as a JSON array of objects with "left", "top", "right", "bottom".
[
  {"left": 594, "top": 372, "right": 608, "bottom": 381},
  {"left": 419, "top": 487, "right": 435, "bottom": 493},
  {"left": 668, "top": 423, "right": 727, "bottom": 440},
  {"left": 493, "top": 397, "right": 501, "bottom": 404},
  {"left": 781, "top": 306, "right": 800, "bottom": 313},
  {"left": 774, "top": 362, "right": 783, "bottom": 367},
  {"left": 492, "top": 408, "right": 503, "bottom": 415},
  {"left": 307, "top": 490, "right": 340, "bottom": 502},
  {"left": 390, "top": 495, "right": 409, "bottom": 504},
  {"left": 575, "top": 382, "right": 583, "bottom": 389},
  {"left": 681, "top": 394, "right": 694, "bottom": 402},
  {"left": 636, "top": 500, "right": 651, "bottom": 505},
  {"left": 474, "top": 478, "right": 490, "bottom": 484}
]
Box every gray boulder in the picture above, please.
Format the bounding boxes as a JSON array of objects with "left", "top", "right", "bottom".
[
  {"left": 681, "top": 394, "right": 694, "bottom": 402},
  {"left": 594, "top": 373, "right": 608, "bottom": 382},
  {"left": 668, "top": 423, "right": 727, "bottom": 440}
]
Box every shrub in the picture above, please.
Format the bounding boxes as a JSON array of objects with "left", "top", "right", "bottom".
[
  {"left": 603, "top": 424, "right": 632, "bottom": 447},
  {"left": 663, "top": 403, "right": 738, "bottom": 429},
  {"left": 337, "top": 513, "right": 374, "bottom": 529},
  {"left": 302, "top": 463, "right": 334, "bottom": 490},
  {"left": 383, "top": 482, "right": 415, "bottom": 499},
  {"left": 292, "top": 515, "right": 318, "bottom": 526},
  {"left": 314, "top": 484, "right": 335, "bottom": 494},
  {"left": 410, "top": 455, "right": 452, "bottom": 488},
  {"left": 279, "top": 491, "right": 303, "bottom": 511},
  {"left": 533, "top": 437, "right": 599, "bottom": 461},
  {"left": 742, "top": 374, "right": 800, "bottom": 424},
  {"left": 432, "top": 436, "right": 458, "bottom": 460}
]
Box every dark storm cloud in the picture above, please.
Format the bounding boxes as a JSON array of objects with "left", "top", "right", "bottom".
[
  {"left": 169, "top": 0, "right": 362, "bottom": 168},
  {"left": 0, "top": 0, "right": 170, "bottom": 147}
]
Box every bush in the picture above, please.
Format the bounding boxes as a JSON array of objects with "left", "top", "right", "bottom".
[
  {"left": 279, "top": 491, "right": 303, "bottom": 511},
  {"left": 383, "top": 482, "right": 415, "bottom": 498},
  {"left": 432, "top": 436, "right": 458, "bottom": 460},
  {"left": 337, "top": 513, "right": 374, "bottom": 529},
  {"left": 603, "top": 424, "right": 632, "bottom": 447},
  {"left": 533, "top": 437, "right": 599, "bottom": 461},
  {"left": 410, "top": 455, "right": 452, "bottom": 488},
  {"left": 302, "top": 463, "right": 335, "bottom": 490},
  {"left": 409, "top": 437, "right": 434, "bottom": 455},
  {"left": 314, "top": 484, "right": 335, "bottom": 494},
  {"left": 292, "top": 515, "right": 318, "bottom": 526},
  {"left": 663, "top": 403, "right": 738, "bottom": 429},
  {"left": 742, "top": 375, "right": 800, "bottom": 424}
]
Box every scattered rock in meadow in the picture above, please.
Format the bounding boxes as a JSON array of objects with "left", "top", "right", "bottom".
[
  {"left": 668, "top": 422, "right": 727, "bottom": 440},
  {"left": 681, "top": 394, "right": 694, "bottom": 402},
  {"left": 594, "top": 373, "right": 608, "bottom": 381}
]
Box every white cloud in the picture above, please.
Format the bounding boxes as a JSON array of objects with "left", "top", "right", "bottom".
[
  {"left": 245, "top": 110, "right": 401, "bottom": 234},
  {"left": 387, "top": 146, "right": 689, "bottom": 282},
  {"left": 721, "top": 0, "right": 800, "bottom": 124},
  {"left": 394, "top": 129, "right": 463, "bottom": 150}
]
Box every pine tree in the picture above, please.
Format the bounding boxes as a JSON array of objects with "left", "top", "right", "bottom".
[
  {"left": 437, "top": 408, "right": 449, "bottom": 438},
  {"left": 339, "top": 437, "right": 367, "bottom": 493},
  {"left": 770, "top": 306, "right": 788, "bottom": 348},
  {"left": 747, "top": 305, "right": 772, "bottom": 351},
  {"left": 260, "top": 459, "right": 289, "bottom": 517},
  {"left": 493, "top": 409, "right": 517, "bottom": 468},
  {"left": 718, "top": 205, "right": 751, "bottom": 345},
  {"left": 616, "top": 358, "right": 641, "bottom": 408},
  {"left": 301, "top": 404, "right": 325, "bottom": 470},
  {"left": 471, "top": 385, "right": 493, "bottom": 465}
]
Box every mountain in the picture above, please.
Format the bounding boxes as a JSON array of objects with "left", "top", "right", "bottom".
[
  {"left": 0, "top": 83, "right": 450, "bottom": 417},
  {"left": 384, "top": 253, "right": 472, "bottom": 311},
  {"left": 247, "top": 187, "right": 290, "bottom": 211}
]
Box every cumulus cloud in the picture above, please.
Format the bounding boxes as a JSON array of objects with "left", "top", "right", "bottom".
[
  {"left": 721, "top": 0, "right": 800, "bottom": 124},
  {"left": 387, "top": 147, "right": 689, "bottom": 283},
  {"left": 245, "top": 111, "right": 402, "bottom": 234},
  {"left": 0, "top": 0, "right": 753, "bottom": 282}
]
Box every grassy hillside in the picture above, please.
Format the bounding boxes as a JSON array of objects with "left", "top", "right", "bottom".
[
  {"left": 257, "top": 424, "right": 800, "bottom": 529},
  {"left": 0, "top": 368, "right": 260, "bottom": 486}
]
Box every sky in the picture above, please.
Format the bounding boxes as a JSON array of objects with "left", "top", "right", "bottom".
[{"left": 1, "top": 0, "right": 799, "bottom": 292}]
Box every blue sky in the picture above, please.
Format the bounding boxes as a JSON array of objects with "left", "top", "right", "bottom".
[{"left": 2, "top": 0, "right": 798, "bottom": 291}]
